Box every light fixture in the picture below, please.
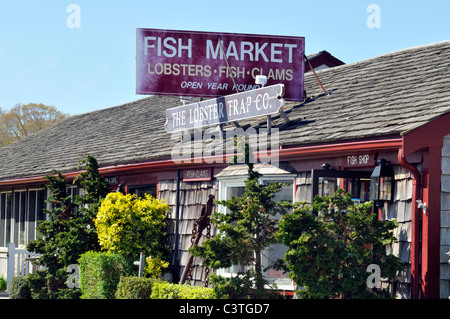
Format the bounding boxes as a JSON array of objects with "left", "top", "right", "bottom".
[
  {"left": 255, "top": 75, "right": 267, "bottom": 87},
  {"left": 369, "top": 159, "right": 394, "bottom": 207}
]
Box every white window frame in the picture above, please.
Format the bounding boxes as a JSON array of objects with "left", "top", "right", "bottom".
[
  {"left": 28, "top": 188, "right": 47, "bottom": 243},
  {"left": 13, "top": 190, "right": 27, "bottom": 248},
  {"left": 216, "top": 174, "right": 295, "bottom": 290},
  {"left": 0, "top": 191, "right": 13, "bottom": 247}
]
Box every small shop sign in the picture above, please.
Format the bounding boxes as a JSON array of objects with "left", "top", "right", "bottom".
[
  {"left": 343, "top": 153, "right": 373, "bottom": 168},
  {"left": 165, "top": 84, "right": 285, "bottom": 132},
  {"left": 183, "top": 168, "right": 212, "bottom": 181}
]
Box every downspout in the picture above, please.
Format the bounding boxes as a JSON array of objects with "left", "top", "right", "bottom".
[
  {"left": 397, "top": 147, "right": 422, "bottom": 299},
  {"left": 174, "top": 169, "right": 181, "bottom": 283}
]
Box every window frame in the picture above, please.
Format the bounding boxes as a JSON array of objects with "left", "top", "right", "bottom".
[
  {"left": 27, "top": 188, "right": 47, "bottom": 243},
  {"left": 216, "top": 174, "right": 295, "bottom": 290},
  {"left": 310, "top": 169, "right": 372, "bottom": 204},
  {"left": 128, "top": 183, "right": 158, "bottom": 199},
  {"left": 0, "top": 191, "right": 12, "bottom": 247}
]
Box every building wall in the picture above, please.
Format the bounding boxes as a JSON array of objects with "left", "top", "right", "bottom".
[
  {"left": 158, "top": 179, "right": 218, "bottom": 286},
  {"left": 381, "top": 166, "right": 413, "bottom": 299},
  {"left": 440, "top": 134, "right": 450, "bottom": 298}
]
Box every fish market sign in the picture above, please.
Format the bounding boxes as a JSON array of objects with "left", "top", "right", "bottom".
[
  {"left": 136, "top": 28, "right": 304, "bottom": 101},
  {"left": 165, "top": 84, "right": 284, "bottom": 132}
]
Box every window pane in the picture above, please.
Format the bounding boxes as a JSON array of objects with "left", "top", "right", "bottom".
[
  {"left": 318, "top": 177, "right": 337, "bottom": 197},
  {"left": 37, "top": 189, "right": 46, "bottom": 223},
  {"left": 19, "top": 192, "right": 26, "bottom": 245},
  {"left": 0, "top": 194, "right": 5, "bottom": 247},
  {"left": 228, "top": 186, "right": 245, "bottom": 199},
  {"left": 261, "top": 179, "right": 292, "bottom": 283},
  {"left": 131, "top": 184, "right": 157, "bottom": 199},
  {"left": 5, "top": 193, "right": 11, "bottom": 245},
  {"left": 28, "top": 191, "right": 36, "bottom": 243}
]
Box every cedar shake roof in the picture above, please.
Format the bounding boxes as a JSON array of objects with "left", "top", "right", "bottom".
[{"left": 0, "top": 40, "right": 449, "bottom": 181}]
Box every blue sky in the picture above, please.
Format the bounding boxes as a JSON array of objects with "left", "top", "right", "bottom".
[{"left": 0, "top": 0, "right": 449, "bottom": 115}]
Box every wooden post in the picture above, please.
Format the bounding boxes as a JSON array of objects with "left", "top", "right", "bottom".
[
  {"left": 7, "top": 243, "right": 15, "bottom": 294},
  {"left": 134, "top": 252, "right": 145, "bottom": 278}
]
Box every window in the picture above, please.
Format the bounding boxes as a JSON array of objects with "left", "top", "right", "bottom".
[
  {"left": 129, "top": 184, "right": 157, "bottom": 199},
  {"left": 13, "top": 191, "right": 27, "bottom": 246},
  {"left": 217, "top": 176, "right": 295, "bottom": 290},
  {"left": 28, "top": 189, "right": 46, "bottom": 241},
  {"left": 66, "top": 186, "right": 78, "bottom": 202},
  {"left": 0, "top": 192, "right": 12, "bottom": 247},
  {"left": 311, "top": 169, "right": 372, "bottom": 204}
]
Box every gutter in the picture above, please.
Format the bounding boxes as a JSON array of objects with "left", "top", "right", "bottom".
[{"left": 276, "top": 138, "right": 403, "bottom": 159}]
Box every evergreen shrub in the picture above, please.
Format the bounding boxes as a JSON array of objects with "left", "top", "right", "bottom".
[
  {"left": 78, "top": 251, "right": 132, "bottom": 299},
  {"left": 9, "top": 276, "right": 31, "bottom": 299}
]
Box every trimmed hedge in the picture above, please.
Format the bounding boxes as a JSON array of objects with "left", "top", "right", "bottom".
[
  {"left": 115, "top": 276, "right": 157, "bottom": 299},
  {"left": 150, "top": 281, "right": 216, "bottom": 299},
  {"left": 9, "top": 276, "right": 31, "bottom": 299},
  {"left": 78, "top": 251, "right": 132, "bottom": 299}
]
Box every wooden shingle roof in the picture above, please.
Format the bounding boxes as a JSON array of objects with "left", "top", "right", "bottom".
[{"left": 0, "top": 40, "right": 449, "bottom": 181}]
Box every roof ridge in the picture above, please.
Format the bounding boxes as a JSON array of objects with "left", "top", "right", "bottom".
[
  {"left": 312, "top": 39, "right": 450, "bottom": 75},
  {"left": 70, "top": 95, "right": 162, "bottom": 118}
]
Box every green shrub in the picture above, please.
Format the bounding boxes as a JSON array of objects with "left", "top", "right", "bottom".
[
  {"left": 0, "top": 275, "right": 6, "bottom": 291},
  {"left": 26, "top": 270, "right": 49, "bottom": 299},
  {"left": 277, "top": 189, "right": 402, "bottom": 299},
  {"left": 115, "top": 276, "right": 158, "bottom": 299},
  {"left": 78, "top": 251, "right": 132, "bottom": 299},
  {"left": 9, "top": 276, "right": 31, "bottom": 299},
  {"left": 150, "top": 281, "right": 216, "bottom": 299}
]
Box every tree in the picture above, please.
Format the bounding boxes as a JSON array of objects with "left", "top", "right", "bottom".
[
  {"left": 0, "top": 103, "right": 67, "bottom": 147},
  {"left": 73, "top": 154, "right": 110, "bottom": 252},
  {"left": 26, "top": 170, "right": 78, "bottom": 298},
  {"left": 26, "top": 155, "right": 109, "bottom": 299},
  {"left": 190, "top": 148, "right": 291, "bottom": 298},
  {"left": 277, "top": 189, "right": 402, "bottom": 299}
]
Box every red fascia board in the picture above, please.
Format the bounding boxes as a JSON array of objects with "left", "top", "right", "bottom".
[
  {"left": 0, "top": 138, "right": 403, "bottom": 187},
  {"left": 402, "top": 112, "right": 450, "bottom": 156},
  {"left": 276, "top": 138, "right": 403, "bottom": 160}
]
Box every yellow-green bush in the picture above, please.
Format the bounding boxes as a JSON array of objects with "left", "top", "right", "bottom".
[
  {"left": 150, "top": 281, "right": 216, "bottom": 299},
  {"left": 144, "top": 256, "right": 170, "bottom": 279},
  {"left": 95, "top": 192, "right": 169, "bottom": 262}
]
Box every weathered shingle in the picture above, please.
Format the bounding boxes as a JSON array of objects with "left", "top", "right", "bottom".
[{"left": 0, "top": 40, "right": 449, "bottom": 181}]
